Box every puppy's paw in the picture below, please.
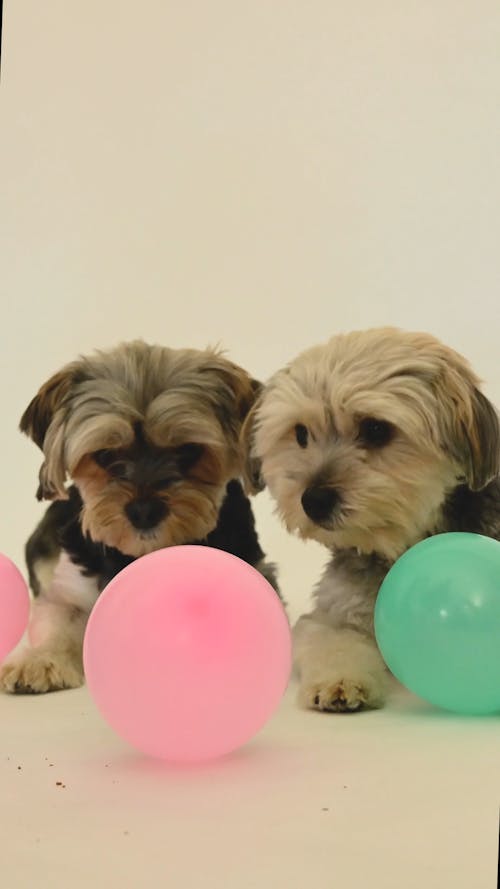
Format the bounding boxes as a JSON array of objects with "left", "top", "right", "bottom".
[
  {"left": 0, "top": 648, "right": 84, "bottom": 694},
  {"left": 298, "top": 672, "right": 386, "bottom": 713},
  {"left": 293, "top": 621, "right": 388, "bottom": 714}
]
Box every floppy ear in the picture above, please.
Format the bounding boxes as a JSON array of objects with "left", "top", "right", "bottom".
[
  {"left": 220, "top": 363, "right": 262, "bottom": 424},
  {"left": 199, "top": 355, "right": 261, "bottom": 427},
  {"left": 224, "top": 369, "right": 266, "bottom": 493},
  {"left": 20, "top": 369, "right": 74, "bottom": 448},
  {"left": 459, "top": 387, "right": 500, "bottom": 490},
  {"left": 197, "top": 354, "right": 266, "bottom": 490},
  {"left": 436, "top": 361, "right": 500, "bottom": 491},
  {"left": 239, "top": 396, "right": 265, "bottom": 495},
  {"left": 20, "top": 367, "right": 76, "bottom": 500}
]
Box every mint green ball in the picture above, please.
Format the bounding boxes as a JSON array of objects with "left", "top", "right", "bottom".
[{"left": 374, "top": 533, "right": 500, "bottom": 715}]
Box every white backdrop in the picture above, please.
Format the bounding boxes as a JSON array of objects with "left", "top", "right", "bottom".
[{"left": 1, "top": 1, "right": 499, "bottom": 621}]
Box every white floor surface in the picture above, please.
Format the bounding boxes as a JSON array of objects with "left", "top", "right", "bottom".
[{"left": 2, "top": 682, "right": 499, "bottom": 889}]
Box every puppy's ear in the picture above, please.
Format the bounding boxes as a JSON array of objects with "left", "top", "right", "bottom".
[
  {"left": 20, "top": 369, "right": 74, "bottom": 448},
  {"left": 20, "top": 366, "right": 77, "bottom": 500},
  {"left": 240, "top": 397, "right": 265, "bottom": 495},
  {"left": 210, "top": 359, "right": 261, "bottom": 419},
  {"left": 200, "top": 355, "right": 258, "bottom": 425},
  {"left": 225, "top": 369, "right": 266, "bottom": 493},
  {"left": 459, "top": 387, "right": 500, "bottom": 490},
  {"left": 199, "top": 354, "right": 266, "bottom": 490},
  {"left": 436, "top": 359, "right": 500, "bottom": 491}
]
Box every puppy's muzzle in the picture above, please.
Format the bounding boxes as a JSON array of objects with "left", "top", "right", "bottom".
[
  {"left": 125, "top": 498, "right": 168, "bottom": 531},
  {"left": 301, "top": 486, "right": 340, "bottom": 525}
]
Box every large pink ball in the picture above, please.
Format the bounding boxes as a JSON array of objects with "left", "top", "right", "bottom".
[
  {"left": 83, "top": 546, "right": 291, "bottom": 761},
  {"left": 0, "top": 554, "right": 30, "bottom": 663}
]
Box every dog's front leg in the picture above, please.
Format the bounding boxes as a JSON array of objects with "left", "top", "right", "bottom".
[
  {"left": 0, "top": 552, "right": 98, "bottom": 694},
  {"left": 293, "top": 617, "right": 388, "bottom": 712},
  {"left": 293, "top": 559, "right": 389, "bottom": 712}
]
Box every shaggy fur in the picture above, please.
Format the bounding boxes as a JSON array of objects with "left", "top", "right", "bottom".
[
  {"left": 243, "top": 328, "right": 500, "bottom": 712},
  {"left": 1, "top": 341, "right": 276, "bottom": 694}
]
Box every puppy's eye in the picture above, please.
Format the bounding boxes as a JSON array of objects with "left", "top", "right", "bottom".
[
  {"left": 295, "top": 424, "right": 309, "bottom": 448},
  {"left": 93, "top": 449, "right": 116, "bottom": 468},
  {"left": 176, "top": 443, "right": 204, "bottom": 473},
  {"left": 358, "top": 418, "right": 394, "bottom": 449},
  {"left": 108, "top": 462, "right": 129, "bottom": 480}
]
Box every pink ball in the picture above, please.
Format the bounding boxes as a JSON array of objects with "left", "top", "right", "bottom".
[
  {"left": 0, "top": 554, "right": 30, "bottom": 663},
  {"left": 83, "top": 546, "right": 291, "bottom": 762}
]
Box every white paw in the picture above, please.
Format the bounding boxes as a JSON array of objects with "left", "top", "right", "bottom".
[
  {"left": 0, "top": 648, "right": 84, "bottom": 694},
  {"left": 298, "top": 671, "right": 386, "bottom": 713},
  {"left": 293, "top": 621, "right": 388, "bottom": 714}
]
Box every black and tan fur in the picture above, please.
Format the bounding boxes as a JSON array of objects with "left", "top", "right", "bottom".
[{"left": 1, "top": 341, "right": 276, "bottom": 694}]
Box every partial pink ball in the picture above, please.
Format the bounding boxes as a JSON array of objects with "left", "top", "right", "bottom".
[
  {"left": 0, "top": 554, "right": 30, "bottom": 663},
  {"left": 83, "top": 546, "right": 291, "bottom": 762}
]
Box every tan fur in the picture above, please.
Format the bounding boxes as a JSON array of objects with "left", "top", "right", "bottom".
[
  {"left": 3, "top": 342, "right": 267, "bottom": 695},
  {"left": 32, "top": 556, "right": 58, "bottom": 595},
  {"left": 22, "top": 340, "right": 260, "bottom": 553},
  {"left": 247, "top": 328, "right": 498, "bottom": 561},
  {"left": 247, "top": 327, "right": 499, "bottom": 713},
  {"left": 73, "top": 453, "right": 227, "bottom": 558}
]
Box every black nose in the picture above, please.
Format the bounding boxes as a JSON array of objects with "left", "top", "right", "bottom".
[
  {"left": 301, "top": 486, "right": 339, "bottom": 524},
  {"left": 125, "top": 498, "right": 168, "bottom": 531}
]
